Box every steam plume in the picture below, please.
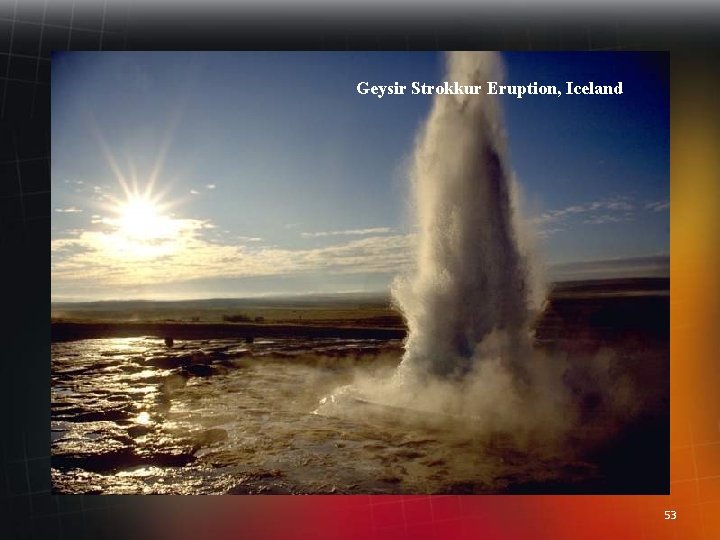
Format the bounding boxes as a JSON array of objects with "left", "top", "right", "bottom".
[
  {"left": 392, "top": 51, "right": 535, "bottom": 382},
  {"left": 317, "top": 52, "right": 636, "bottom": 447}
]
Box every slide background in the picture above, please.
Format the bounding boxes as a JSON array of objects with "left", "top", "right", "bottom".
[{"left": 1, "top": 3, "right": 718, "bottom": 539}]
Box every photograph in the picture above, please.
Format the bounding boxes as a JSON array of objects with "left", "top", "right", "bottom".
[{"left": 50, "top": 51, "right": 669, "bottom": 495}]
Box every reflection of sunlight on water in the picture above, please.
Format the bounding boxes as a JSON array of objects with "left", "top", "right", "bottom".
[
  {"left": 129, "top": 369, "right": 165, "bottom": 380},
  {"left": 116, "top": 466, "right": 164, "bottom": 477},
  {"left": 105, "top": 337, "right": 146, "bottom": 351},
  {"left": 129, "top": 385, "right": 156, "bottom": 395},
  {"left": 60, "top": 336, "right": 583, "bottom": 494}
]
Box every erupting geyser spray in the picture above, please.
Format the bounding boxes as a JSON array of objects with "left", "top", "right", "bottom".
[
  {"left": 392, "top": 51, "right": 537, "bottom": 383},
  {"left": 318, "top": 52, "right": 629, "bottom": 446}
]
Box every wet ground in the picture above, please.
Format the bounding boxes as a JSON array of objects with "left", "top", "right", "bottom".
[
  {"left": 51, "top": 337, "right": 667, "bottom": 495},
  {"left": 53, "top": 336, "right": 582, "bottom": 494},
  {"left": 51, "top": 283, "right": 669, "bottom": 495}
]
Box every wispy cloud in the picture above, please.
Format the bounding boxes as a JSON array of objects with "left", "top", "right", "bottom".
[
  {"left": 533, "top": 196, "right": 635, "bottom": 228},
  {"left": 550, "top": 255, "right": 669, "bottom": 281},
  {"left": 645, "top": 200, "right": 670, "bottom": 212},
  {"left": 527, "top": 195, "right": 654, "bottom": 238},
  {"left": 536, "top": 227, "right": 565, "bottom": 239},
  {"left": 582, "top": 214, "right": 631, "bottom": 225},
  {"left": 205, "top": 184, "right": 216, "bottom": 190},
  {"left": 51, "top": 189, "right": 668, "bottom": 295},
  {"left": 52, "top": 216, "right": 412, "bottom": 290},
  {"left": 190, "top": 189, "right": 199, "bottom": 195},
  {"left": 62, "top": 179, "right": 86, "bottom": 192},
  {"left": 55, "top": 207, "right": 83, "bottom": 213},
  {"left": 300, "top": 227, "right": 394, "bottom": 238}
]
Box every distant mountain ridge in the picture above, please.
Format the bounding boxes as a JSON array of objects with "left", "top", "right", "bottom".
[{"left": 52, "top": 277, "right": 668, "bottom": 311}]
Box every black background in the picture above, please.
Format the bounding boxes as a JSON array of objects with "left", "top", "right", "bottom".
[{"left": 1, "top": 2, "right": 719, "bottom": 539}]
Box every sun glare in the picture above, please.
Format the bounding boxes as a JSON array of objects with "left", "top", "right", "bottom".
[
  {"left": 118, "top": 195, "right": 165, "bottom": 240},
  {"left": 100, "top": 189, "right": 188, "bottom": 260},
  {"left": 89, "top": 126, "right": 195, "bottom": 263}
]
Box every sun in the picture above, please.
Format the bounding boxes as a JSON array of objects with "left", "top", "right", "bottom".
[
  {"left": 101, "top": 190, "right": 186, "bottom": 260},
  {"left": 91, "top": 136, "right": 193, "bottom": 261},
  {"left": 117, "top": 195, "right": 166, "bottom": 241}
]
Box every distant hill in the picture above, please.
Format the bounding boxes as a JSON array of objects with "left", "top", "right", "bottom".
[
  {"left": 51, "top": 277, "right": 669, "bottom": 342},
  {"left": 52, "top": 291, "right": 391, "bottom": 311},
  {"left": 51, "top": 291, "right": 394, "bottom": 324},
  {"left": 51, "top": 277, "right": 668, "bottom": 324},
  {"left": 551, "top": 277, "right": 669, "bottom": 294}
]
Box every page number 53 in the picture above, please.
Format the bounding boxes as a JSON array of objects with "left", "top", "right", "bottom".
[{"left": 664, "top": 510, "right": 677, "bottom": 520}]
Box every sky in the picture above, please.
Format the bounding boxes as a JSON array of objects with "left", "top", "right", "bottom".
[{"left": 51, "top": 51, "right": 669, "bottom": 301}]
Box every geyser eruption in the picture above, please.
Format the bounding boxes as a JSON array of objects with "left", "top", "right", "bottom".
[
  {"left": 393, "top": 51, "right": 536, "bottom": 383},
  {"left": 316, "top": 51, "right": 641, "bottom": 462},
  {"left": 317, "top": 51, "right": 560, "bottom": 437}
]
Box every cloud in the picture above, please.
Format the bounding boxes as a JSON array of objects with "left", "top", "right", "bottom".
[
  {"left": 91, "top": 185, "right": 106, "bottom": 200},
  {"left": 582, "top": 214, "right": 631, "bottom": 225},
  {"left": 528, "top": 195, "right": 651, "bottom": 239},
  {"left": 55, "top": 207, "right": 83, "bottom": 213},
  {"left": 645, "top": 200, "right": 670, "bottom": 212},
  {"left": 300, "top": 227, "right": 394, "bottom": 238},
  {"left": 205, "top": 184, "right": 216, "bottom": 190},
  {"left": 536, "top": 227, "right": 565, "bottom": 239},
  {"left": 51, "top": 187, "right": 668, "bottom": 296},
  {"left": 533, "top": 196, "right": 636, "bottom": 228},
  {"left": 52, "top": 215, "right": 413, "bottom": 290},
  {"left": 190, "top": 189, "right": 199, "bottom": 195},
  {"left": 549, "top": 255, "right": 669, "bottom": 281}
]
